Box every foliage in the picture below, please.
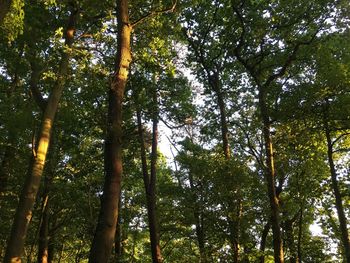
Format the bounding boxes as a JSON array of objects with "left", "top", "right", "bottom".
[{"left": 0, "top": 0, "right": 350, "bottom": 262}]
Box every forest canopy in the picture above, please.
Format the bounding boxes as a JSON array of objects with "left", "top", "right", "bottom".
[{"left": 0, "top": 0, "right": 350, "bottom": 262}]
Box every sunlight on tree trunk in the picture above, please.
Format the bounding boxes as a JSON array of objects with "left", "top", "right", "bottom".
[
  {"left": 3, "top": 8, "right": 78, "bottom": 262},
  {"left": 88, "top": 1, "right": 131, "bottom": 262}
]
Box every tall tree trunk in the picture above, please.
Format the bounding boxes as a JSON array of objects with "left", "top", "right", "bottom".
[
  {"left": 37, "top": 132, "right": 57, "bottom": 263},
  {"left": 0, "top": 0, "right": 12, "bottom": 24},
  {"left": 136, "top": 88, "right": 162, "bottom": 262},
  {"left": 323, "top": 105, "right": 350, "bottom": 262},
  {"left": 186, "top": 35, "right": 242, "bottom": 261},
  {"left": 4, "top": 9, "right": 77, "bottom": 263},
  {"left": 259, "top": 220, "right": 271, "bottom": 263},
  {"left": 259, "top": 88, "right": 284, "bottom": 263},
  {"left": 37, "top": 197, "right": 49, "bottom": 263},
  {"left": 188, "top": 170, "right": 206, "bottom": 262},
  {"left": 88, "top": 1, "right": 131, "bottom": 262},
  {"left": 196, "top": 213, "right": 206, "bottom": 263},
  {"left": 183, "top": 132, "right": 206, "bottom": 262},
  {"left": 209, "top": 72, "right": 243, "bottom": 262},
  {"left": 229, "top": 199, "right": 242, "bottom": 263},
  {"left": 148, "top": 88, "right": 162, "bottom": 263},
  {"left": 284, "top": 219, "right": 297, "bottom": 263}
]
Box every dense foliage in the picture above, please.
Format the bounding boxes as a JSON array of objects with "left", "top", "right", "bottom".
[{"left": 0, "top": 0, "right": 349, "bottom": 262}]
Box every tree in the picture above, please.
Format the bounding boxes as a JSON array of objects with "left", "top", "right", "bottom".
[{"left": 4, "top": 4, "right": 78, "bottom": 262}]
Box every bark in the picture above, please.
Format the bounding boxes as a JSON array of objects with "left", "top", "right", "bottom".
[
  {"left": 136, "top": 89, "right": 162, "bottom": 263},
  {"left": 259, "top": 221, "right": 271, "bottom": 263},
  {"left": 88, "top": 1, "right": 131, "bottom": 262},
  {"left": 259, "top": 88, "right": 284, "bottom": 263},
  {"left": 4, "top": 9, "right": 77, "bottom": 263},
  {"left": 324, "top": 105, "right": 350, "bottom": 262},
  {"left": 37, "top": 133, "right": 57, "bottom": 263},
  {"left": 0, "top": 0, "right": 12, "bottom": 24}
]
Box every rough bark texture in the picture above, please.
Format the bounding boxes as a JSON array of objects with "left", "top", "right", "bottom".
[
  {"left": 4, "top": 9, "right": 77, "bottom": 263},
  {"left": 324, "top": 107, "right": 350, "bottom": 263},
  {"left": 88, "top": 1, "right": 131, "bottom": 262},
  {"left": 0, "top": 0, "right": 12, "bottom": 24},
  {"left": 259, "top": 89, "right": 284, "bottom": 263}
]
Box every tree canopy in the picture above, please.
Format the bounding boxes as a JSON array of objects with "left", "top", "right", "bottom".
[{"left": 0, "top": 0, "right": 350, "bottom": 262}]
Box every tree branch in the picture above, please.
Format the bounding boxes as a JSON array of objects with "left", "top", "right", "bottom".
[
  {"left": 131, "top": 1, "right": 177, "bottom": 28},
  {"left": 29, "top": 62, "right": 47, "bottom": 112},
  {"left": 331, "top": 132, "right": 350, "bottom": 147}
]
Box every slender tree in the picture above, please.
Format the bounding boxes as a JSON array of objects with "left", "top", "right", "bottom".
[
  {"left": 323, "top": 100, "right": 350, "bottom": 262},
  {"left": 4, "top": 7, "right": 78, "bottom": 262},
  {"left": 136, "top": 87, "right": 163, "bottom": 262}
]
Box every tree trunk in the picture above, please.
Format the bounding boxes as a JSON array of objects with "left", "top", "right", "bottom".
[
  {"left": 284, "top": 219, "right": 297, "bottom": 263},
  {"left": 37, "top": 197, "right": 49, "bottom": 263},
  {"left": 259, "top": 220, "right": 271, "bottom": 263},
  {"left": 148, "top": 88, "right": 162, "bottom": 263},
  {"left": 88, "top": 1, "right": 131, "bottom": 262},
  {"left": 209, "top": 73, "right": 230, "bottom": 159},
  {"left": 196, "top": 213, "right": 206, "bottom": 263},
  {"left": 324, "top": 109, "right": 350, "bottom": 262},
  {"left": 209, "top": 72, "right": 243, "bottom": 262},
  {"left": 258, "top": 88, "right": 284, "bottom": 263},
  {"left": 0, "top": 0, "right": 12, "bottom": 24},
  {"left": 136, "top": 89, "right": 162, "bottom": 263},
  {"left": 4, "top": 9, "right": 77, "bottom": 263},
  {"left": 37, "top": 132, "right": 57, "bottom": 263},
  {"left": 229, "top": 199, "right": 242, "bottom": 263}
]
